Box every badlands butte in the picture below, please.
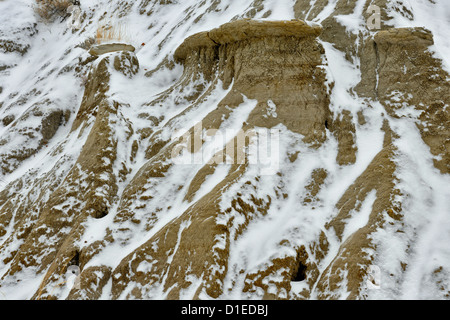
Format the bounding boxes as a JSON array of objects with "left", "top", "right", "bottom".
[{"left": 0, "top": 0, "right": 449, "bottom": 300}]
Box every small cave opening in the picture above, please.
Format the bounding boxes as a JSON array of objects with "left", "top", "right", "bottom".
[
  {"left": 69, "top": 251, "right": 80, "bottom": 267},
  {"left": 291, "top": 261, "right": 307, "bottom": 282},
  {"left": 325, "top": 120, "right": 329, "bottom": 130},
  {"left": 94, "top": 208, "right": 109, "bottom": 219},
  {"left": 69, "top": 251, "right": 80, "bottom": 266},
  {"left": 66, "top": 250, "right": 82, "bottom": 279}
]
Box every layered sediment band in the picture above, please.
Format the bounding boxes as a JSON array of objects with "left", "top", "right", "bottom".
[{"left": 174, "top": 19, "right": 322, "bottom": 62}]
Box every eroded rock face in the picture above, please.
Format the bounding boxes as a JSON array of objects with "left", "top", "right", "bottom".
[
  {"left": 83, "top": 19, "right": 333, "bottom": 300},
  {"left": 175, "top": 20, "right": 331, "bottom": 145},
  {"left": 0, "top": 50, "right": 139, "bottom": 300},
  {"left": 0, "top": 104, "right": 70, "bottom": 175},
  {"left": 358, "top": 27, "right": 450, "bottom": 174}
]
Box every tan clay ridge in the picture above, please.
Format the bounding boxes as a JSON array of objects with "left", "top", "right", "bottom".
[
  {"left": 374, "top": 27, "right": 434, "bottom": 46},
  {"left": 174, "top": 19, "right": 322, "bottom": 61},
  {"left": 89, "top": 43, "right": 136, "bottom": 56}
]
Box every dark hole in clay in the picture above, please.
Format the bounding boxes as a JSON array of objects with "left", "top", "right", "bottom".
[
  {"left": 69, "top": 250, "right": 80, "bottom": 266},
  {"left": 95, "top": 208, "right": 108, "bottom": 219},
  {"left": 292, "top": 261, "right": 307, "bottom": 282}
]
